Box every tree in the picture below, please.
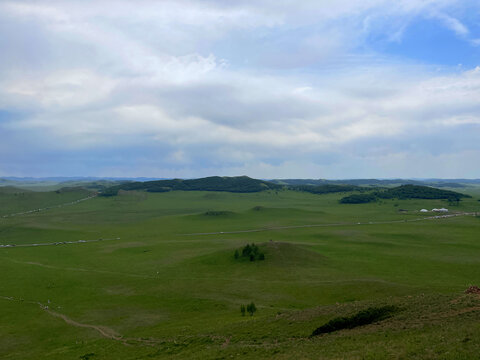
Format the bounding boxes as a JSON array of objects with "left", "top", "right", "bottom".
[
  {"left": 259, "top": 253, "right": 265, "bottom": 261},
  {"left": 246, "top": 302, "right": 257, "bottom": 316},
  {"left": 242, "top": 244, "right": 252, "bottom": 257},
  {"left": 240, "top": 304, "right": 246, "bottom": 316}
]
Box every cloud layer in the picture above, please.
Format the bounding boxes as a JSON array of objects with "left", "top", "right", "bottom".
[{"left": 1, "top": 0, "right": 480, "bottom": 178}]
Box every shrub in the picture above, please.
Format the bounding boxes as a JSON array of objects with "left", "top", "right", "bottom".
[
  {"left": 240, "top": 304, "right": 246, "bottom": 316},
  {"left": 80, "top": 353, "right": 96, "bottom": 360},
  {"left": 246, "top": 302, "right": 257, "bottom": 316},
  {"left": 311, "top": 305, "right": 397, "bottom": 337}
]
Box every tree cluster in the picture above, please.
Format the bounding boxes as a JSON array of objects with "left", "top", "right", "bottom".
[
  {"left": 240, "top": 302, "right": 257, "bottom": 316},
  {"left": 234, "top": 243, "right": 265, "bottom": 261}
]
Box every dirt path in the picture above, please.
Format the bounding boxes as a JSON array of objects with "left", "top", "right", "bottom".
[
  {"left": 46, "top": 309, "right": 123, "bottom": 340},
  {"left": 3, "top": 257, "right": 403, "bottom": 286},
  {"left": 181, "top": 212, "right": 478, "bottom": 236},
  {"left": 1, "top": 194, "right": 97, "bottom": 219},
  {"left": 0, "top": 237, "right": 120, "bottom": 249},
  {"left": 0, "top": 294, "right": 123, "bottom": 341},
  {"left": 0, "top": 294, "right": 228, "bottom": 347},
  {"left": 3, "top": 257, "right": 154, "bottom": 279}
]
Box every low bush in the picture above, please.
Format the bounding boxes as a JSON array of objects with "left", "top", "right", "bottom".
[
  {"left": 311, "top": 305, "right": 397, "bottom": 336},
  {"left": 240, "top": 304, "right": 246, "bottom": 316}
]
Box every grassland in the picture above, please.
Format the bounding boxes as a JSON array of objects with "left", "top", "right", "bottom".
[{"left": 0, "top": 186, "right": 480, "bottom": 359}]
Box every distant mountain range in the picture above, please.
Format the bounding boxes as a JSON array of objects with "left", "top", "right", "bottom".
[
  {"left": 271, "top": 179, "right": 480, "bottom": 187},
  {"left": 1, "top": 176, "right": 476, "bottom": 202},
  {"left": 2, "top": 176, "right": 480, "bottom": 194},
  {"left": 0, "top": 177, "right": 164, "bottom": 182},
  {"left": 2, "top": 177, "right": 480, "bottom": 184}
]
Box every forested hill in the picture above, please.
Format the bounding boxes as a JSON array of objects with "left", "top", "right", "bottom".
[
  {"left": 289, "top": 184, "right": 366, "bottom": 194},
  {"left": 100, "top": 178, "right": 472, "bottom": 199},
  {"left": 340, "top": 184, "right": 471, "bottom": 204},
  {"left": 100, "top": 176, "right": 282, "bottom": 196},
  {"left": 377, "top": 184, "right": 471, "bottom": 200}
]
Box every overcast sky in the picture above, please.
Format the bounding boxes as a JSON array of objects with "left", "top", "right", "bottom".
[{"left": 1, "top": 0, "right": 480, "bottom": 179}]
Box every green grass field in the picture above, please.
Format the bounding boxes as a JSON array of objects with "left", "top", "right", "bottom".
[{"left": 1, "top": 187, "right": 480, "bottom": 359}]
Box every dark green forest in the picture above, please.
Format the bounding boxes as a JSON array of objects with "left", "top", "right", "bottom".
[
  {"left": 100, "top": 176, "right": 282, "bottom": 196},
  {"left": 340, "top": 185, "right": 470, "bottom": 204}
]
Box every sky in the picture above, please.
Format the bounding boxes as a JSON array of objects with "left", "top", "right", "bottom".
[{"left": 1, "top": 0, "right": 480, "bottom": 179}]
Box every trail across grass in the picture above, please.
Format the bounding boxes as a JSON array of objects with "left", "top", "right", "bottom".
[
  {"left": 0, "top": 236, "right": 119, "bottom": 248},
  {"left": 1, "top": 193, "right": 97, "bottom": 218},
  {"left": 181, "top": 211, "right": 478, "bottom": 235}
]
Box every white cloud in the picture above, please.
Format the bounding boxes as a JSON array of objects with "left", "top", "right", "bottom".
[
  {"left": 4, "top": 70, "right": 117, "bottom": 108},
  {"left": 471, "top": 39, "right": 480, "bottom": 47},
  {"left": 434, "top": 13, "right": 469, "bottom": 36},
  {"left": 1, "top": 0, "right": 480, "bottom": 177}
]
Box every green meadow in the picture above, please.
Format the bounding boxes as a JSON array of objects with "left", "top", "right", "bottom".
[{"left": 1, "top": 187, "right": 480, "bottom": 359}]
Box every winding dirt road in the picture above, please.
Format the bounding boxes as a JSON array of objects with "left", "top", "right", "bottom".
[
  {"left": 1, "top": 194, "right": 97, "bottom": 219},
  {"left": 0, "top": 237, "right": 120, "bottom": 249},
  {"left": 181, "top": 212, "right": 478, "bottom": 236}
]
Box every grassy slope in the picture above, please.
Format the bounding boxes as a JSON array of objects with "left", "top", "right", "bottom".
[{"left": 0, "top": 189, "right": 479, "bottom": 359}]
